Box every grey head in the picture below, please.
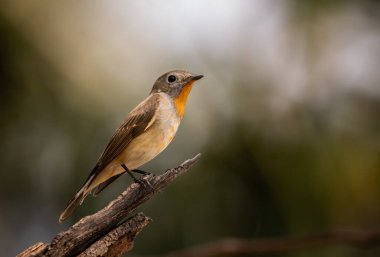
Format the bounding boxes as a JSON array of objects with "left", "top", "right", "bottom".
[{"left": 150, "top": 70, "right": 203, "bottom": 98}]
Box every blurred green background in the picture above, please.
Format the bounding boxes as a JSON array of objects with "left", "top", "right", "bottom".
[{"left": 1, "top": 1, "right": 380, "bottom": 256}]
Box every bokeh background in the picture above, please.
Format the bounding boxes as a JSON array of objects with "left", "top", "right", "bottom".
[{"left": 1, "top": 1, "right": 380, "bottom": 256}]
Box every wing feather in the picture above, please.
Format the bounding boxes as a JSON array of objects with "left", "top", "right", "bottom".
[{"left": 87, "top": 93, "right": 160, "bottom": 180}]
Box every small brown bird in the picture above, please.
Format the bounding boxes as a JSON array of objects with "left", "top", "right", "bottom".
[{"left": 59, "top": 70, "right": 203, "bottom": 222}]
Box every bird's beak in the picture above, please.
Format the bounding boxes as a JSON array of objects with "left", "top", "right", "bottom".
[{"left": 191, "top": 74, "right": 204, "bottom": 81}]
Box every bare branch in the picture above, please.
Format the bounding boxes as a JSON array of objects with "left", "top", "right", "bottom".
[
  {"left": 158, "top": 228, "right": 380, "bottom": 257},
  {"left": 17, "top": 153, "right": 202, "bottom": 257},
  {"left": 16, "top": 153, "right": 380, "bottom": 257}
]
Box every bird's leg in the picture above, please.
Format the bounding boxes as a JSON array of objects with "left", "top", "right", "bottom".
[
  {"left": 131, "top": 169, "right": 152, "bottom": 176},
  {"left": 121, "top": 164, "right": 154, "bottom": 191},
  {"left": 121, "top": 163, "right": 139, "bottom": 181}
]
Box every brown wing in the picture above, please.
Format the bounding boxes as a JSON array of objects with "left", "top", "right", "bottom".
[
  {"left": 59, "top": 94, "right": 161, "bottom": 222},
  {"left": 87, "top": 93, "right": 160, "bottom": 180}
]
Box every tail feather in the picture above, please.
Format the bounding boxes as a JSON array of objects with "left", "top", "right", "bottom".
[
  {"left": 59, "top": 170, "right": 98, "bottom": 223},
  {"left": 59, "top": 188, "right": 88, "bottom": 223},
  {"left": 59, "top": 163, "right": 123, "bottom": 222}
]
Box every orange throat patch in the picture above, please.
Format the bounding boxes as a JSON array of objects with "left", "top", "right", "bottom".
[{"left": 174, "top": 81, "right": 194, "bottom": 119}]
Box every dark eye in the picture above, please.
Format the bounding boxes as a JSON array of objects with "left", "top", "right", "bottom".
[{"left": 167, "top": 75, "right": 177, "bottom": 83}]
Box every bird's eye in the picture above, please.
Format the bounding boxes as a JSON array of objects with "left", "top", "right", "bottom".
[{"left": 167, "top": 75, "right": 177, "bottom": 83}]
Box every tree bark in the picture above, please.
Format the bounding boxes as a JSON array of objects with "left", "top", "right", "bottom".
[{"left": 17, "top": 153, "right": 202, "bottom": 257}]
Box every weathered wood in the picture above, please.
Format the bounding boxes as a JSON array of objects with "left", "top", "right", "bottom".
[
  {"left": 78, "top": 213, "right": 151, "bottom": 257},
  {"left": 17, "top": 153, "right": 202, "bottom": 257}
]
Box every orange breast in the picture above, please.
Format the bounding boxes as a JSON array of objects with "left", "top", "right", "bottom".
[{"left": 174, "top": 81, "right": 194, "bottom": 119}]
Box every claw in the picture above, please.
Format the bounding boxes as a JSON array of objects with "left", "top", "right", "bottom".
[
  {"left": 134, "top": 178, "right": 155, "bottom": 192},
  {"left": 121, "top": 163, "right": 155, "bottom": 193}
]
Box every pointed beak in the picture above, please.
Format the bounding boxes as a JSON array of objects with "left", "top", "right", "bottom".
[{"left": 191, "top": 74, "right": 204, "bottom": 81}]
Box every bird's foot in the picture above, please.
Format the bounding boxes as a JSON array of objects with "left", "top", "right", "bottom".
[
  {"left": 121, "top": 164, "right": 155, "bottom": 192},
  {"left": 133, "top": 177, "right": 155, "bottom": 192}
]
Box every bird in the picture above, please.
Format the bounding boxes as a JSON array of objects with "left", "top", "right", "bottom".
[{"left": 59, "top": 70, "right": 203, "bottom": 223}]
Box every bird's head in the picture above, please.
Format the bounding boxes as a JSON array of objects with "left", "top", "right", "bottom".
[
  {"left": 151, "top": 70, "right": 203, "bottom": 118},
  {"left": 151, "top": 70, "right": 203, "bottom": 98}
]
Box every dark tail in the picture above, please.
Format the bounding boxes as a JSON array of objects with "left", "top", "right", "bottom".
[
  {"left": 59, "top": 187, "right": 88, "bottom": 223},
  {"left": 59, "top": 165, "right": 101, "bottom": 223}
]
